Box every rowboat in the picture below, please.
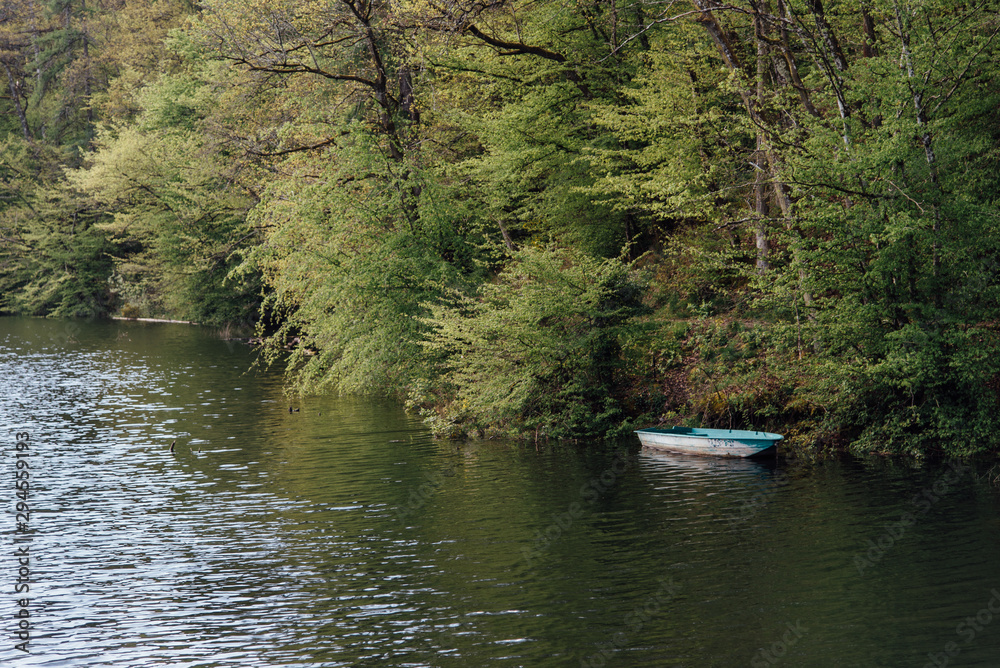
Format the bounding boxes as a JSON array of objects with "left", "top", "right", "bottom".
[{"left": 635, "top": 426, "right": 782, "bottom": 458}]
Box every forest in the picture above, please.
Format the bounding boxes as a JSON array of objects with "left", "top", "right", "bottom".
[{"left": 2, "top": 0, "right": 999, "bottom": 455}]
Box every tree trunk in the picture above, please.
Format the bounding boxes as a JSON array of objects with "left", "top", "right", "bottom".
[
  {"left": 893, "top": 0, "right": 941, "bottom": 277},
  {"left": 754, "top": 10, "right": 771, "bottom": 273},
  {"left": 2, "top": 61, "right": 31, "bottom": 140}
]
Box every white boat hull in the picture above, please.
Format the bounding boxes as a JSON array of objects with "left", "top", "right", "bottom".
[{"left": 635, "top": 427, "right": 781, "bottom": 458}]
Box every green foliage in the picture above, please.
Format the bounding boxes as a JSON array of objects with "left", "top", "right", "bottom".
[
  {"left": 422, "top": 245, "right": 649, "bottom": 439},
  {"left": 839, "top": 325, "right": 1000, "bottom": 456},
  {"left": 68, "top": 57, "right": 260, "bottom": 325},
  {"left": 775, "top": 0, "right": 1000, "bottom": 454},
  {"left": 239, "top": 126, "right": 477, "bottom": 396},
  {"left": 0, "top": 139, "right": 116, "bottom": 317},
  {"left": 418, "top": 0, "right": 640, "bottom": 259},
  {"left": 584, "top": 22, "right": 748, "bottom": 234},
  {"left": 4, "top": 0, "right": 1000, "bottom": 454}
]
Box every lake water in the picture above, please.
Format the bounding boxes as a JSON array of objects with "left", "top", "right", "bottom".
[{"left": 2, "top": 316, "right": 1000, "bottom": 667}]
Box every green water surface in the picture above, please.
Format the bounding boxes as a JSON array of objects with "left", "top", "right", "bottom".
[{"left": 2, "top": 316, "right": 999, "bottom": 667}]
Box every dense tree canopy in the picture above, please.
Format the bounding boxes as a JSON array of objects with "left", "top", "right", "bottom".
[{"left": 2, "top": 0, "right": 1000, "bottom": 454}]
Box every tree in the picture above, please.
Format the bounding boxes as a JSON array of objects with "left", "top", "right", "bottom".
[
  {"left": 1, "top": 0, "right": 43, "bottom": 140},
  {"left": 417, "top": 0, "right": 645, "bottom": 257},
  {"left": 786, "top": 0, "right": 1000, "bottom": 453},
  {"left": 0, "top": 137, "right": 116, "bottom": 317},
  {"left": 421, "top": 245, "right": 649, "bottom": 438},
  {"left": 237, "top": 126, "right": 477, "bottom": 394},
  {"left": 196, "top": 0, "right": 490, "bottom": 390},
  {"left": 68, "top": 50, "right": 262, "bottom": 325}
]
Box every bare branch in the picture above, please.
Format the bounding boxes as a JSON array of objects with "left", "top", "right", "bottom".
[{"left": 464, "top": 23, "right": 566, "bottom": 61}]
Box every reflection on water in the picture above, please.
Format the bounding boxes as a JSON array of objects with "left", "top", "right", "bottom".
[{"left": 3, "top": 317, "right": 1000, "bottom": 666}]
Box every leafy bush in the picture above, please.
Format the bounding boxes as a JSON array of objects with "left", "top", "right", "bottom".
[{"left": 421, "top": 245, "right": 649, "bottom": 439}]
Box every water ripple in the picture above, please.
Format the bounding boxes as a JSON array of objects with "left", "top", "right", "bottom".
[{"left": 5, "top": 318, "right": 1000, "bottom": 667}]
